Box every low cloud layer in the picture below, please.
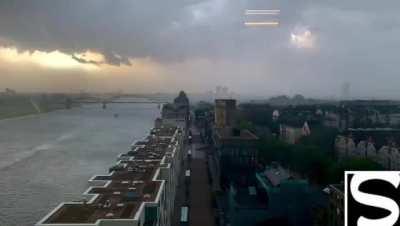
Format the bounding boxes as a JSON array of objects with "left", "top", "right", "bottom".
[{"left": 1, "top": 0, "right": 400, "bottom": 98}]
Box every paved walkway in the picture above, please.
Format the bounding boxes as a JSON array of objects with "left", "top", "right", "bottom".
[
  {"left": 189, "top": 127, "right": 214, "bottom": 226},
  {"left": 172, "top": 125, "right": 214, "bottom": 226}
]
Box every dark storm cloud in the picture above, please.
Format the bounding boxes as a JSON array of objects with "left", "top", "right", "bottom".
[
  {"left": 0, "top": 0, "right": 307, "bottom": 62},
  {"left": 1, "top": 0, "right": 398, "bottom": 61},
  {"left": 1, "top": 0, "right": 400, "bottom": 97},
  {"left": 103, "top": 52, "right": 132, "bottom": 66},
  {"left": 71, "top": 55, "right": 101, "bottom": 66},
  {"left": 0, "top": 0, "right": 204, "bottom": 63},
  {"left": 0, "top": 0, "right": 222, "bottom": 65}
]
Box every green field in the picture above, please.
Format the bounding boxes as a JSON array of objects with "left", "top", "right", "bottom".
[{"left": 0, "top": 95, "right": 65, "bottom": 120}]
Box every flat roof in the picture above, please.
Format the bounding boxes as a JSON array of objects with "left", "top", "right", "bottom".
[{"left": 42, "top": 125, "right": 179, "bottom": 224}]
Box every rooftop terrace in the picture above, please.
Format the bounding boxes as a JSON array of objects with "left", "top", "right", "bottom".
[{"left": 38, "top": 125, "right": 180, "bottom": 225}]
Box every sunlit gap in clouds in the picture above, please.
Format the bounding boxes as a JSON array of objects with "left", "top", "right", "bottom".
[
  {"left": 290, "top": 27, "right": 316, "bottom": 49},
  {"left": 0, "top": 47, "right": 103, "bottom": 71}
]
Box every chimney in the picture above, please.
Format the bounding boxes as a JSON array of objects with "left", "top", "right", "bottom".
[{"left": 232, "top": 128, "right": 241, "bottom": 137}]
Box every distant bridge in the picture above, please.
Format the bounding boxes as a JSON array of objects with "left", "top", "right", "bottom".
[
  {"left": 75, "top": 101, "right": 169, "bottom": 104},
  {"left": 63, "top": 98, "right": 170, "bottom": 109}
]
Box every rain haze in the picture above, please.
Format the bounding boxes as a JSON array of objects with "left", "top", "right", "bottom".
[
  {"left": 2, "top": 2, "right": 400, "bottom": 226},
  {"left": 1, "top": 0, "right": 400, "bottom": 98}
]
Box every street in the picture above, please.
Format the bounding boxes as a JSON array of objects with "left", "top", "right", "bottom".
[{"left": 172, "top": 125, "right": 215, "bottom": 226}]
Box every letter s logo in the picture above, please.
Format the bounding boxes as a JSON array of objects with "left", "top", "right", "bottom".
[{"left": 349, "top": 172, "right": 400, "bottom": 226}]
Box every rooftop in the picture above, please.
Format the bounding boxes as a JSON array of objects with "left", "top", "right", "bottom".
[
  {"left": 41, "top": 125, "right": 180, "bottom": 225},
  {"left": 264, "top": 165, "right": 291, "bottom": 187},
  {"left": 342, "top": 128, "right": 400, "bottom": 148},
  {"left": 329, "top": 184, "right": 344, "bottom": 194},
  {"left": 215, "top": 127, "right": 259, "bottom": 140}
]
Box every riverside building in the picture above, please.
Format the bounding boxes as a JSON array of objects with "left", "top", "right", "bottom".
[{"left": 36, "top": 123, "right": 185, "bottom": 226}]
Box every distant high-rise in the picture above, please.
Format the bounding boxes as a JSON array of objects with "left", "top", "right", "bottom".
[
  {"left": 222, "top": 87, "right": 228, "bottom": 97},
  {"left": 341, "top": 82, "right": 351, "bottom": 100},
  {"left": 272, "top": 110, "right": 280, "bottom": 121},
  {"left": 215, "top": 99, "right": 237, "bottom": 128},
  {"left": 215, "top": 86, "right": 230, "bottom": 99}
]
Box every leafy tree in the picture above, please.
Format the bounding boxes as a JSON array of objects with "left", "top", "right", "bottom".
[
  {"left": 329, "top": 158, "right": 383, "bottom": 182},
  {"left": 237, "top": 120, "right": 254, "bottom": 131},
  {"left": 257, "top": 138, "right": 383, "bottom": 185}
]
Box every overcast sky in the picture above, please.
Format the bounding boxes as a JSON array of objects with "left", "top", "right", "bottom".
[{"left": 0, "top": 0, "right": 399, "bottom": 98}]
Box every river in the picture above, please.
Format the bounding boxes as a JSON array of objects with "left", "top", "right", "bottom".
[{"left": 0, "top": 100, "right": 160, "bottom": 226}]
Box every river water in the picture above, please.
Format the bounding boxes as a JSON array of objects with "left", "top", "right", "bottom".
[{"left": 0, "top": 101, "right": 159, "bottom": 226}]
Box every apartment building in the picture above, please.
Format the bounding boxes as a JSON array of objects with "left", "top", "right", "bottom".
[{"left": 36, "top": 124, "right": 184, "bottom": 226}]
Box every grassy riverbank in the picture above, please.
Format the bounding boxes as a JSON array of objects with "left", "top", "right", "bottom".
[{"left": 0, "top": 95, "right": 66, "bottom": 120}]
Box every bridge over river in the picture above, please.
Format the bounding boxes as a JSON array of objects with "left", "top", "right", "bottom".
[{"left": 63, "top": 96, "right": 170, "bottom": 109}]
